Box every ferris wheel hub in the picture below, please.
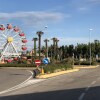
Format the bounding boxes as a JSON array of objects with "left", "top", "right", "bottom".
[{"left": 7, "top": 37, "right": 13, "bottom": 43}]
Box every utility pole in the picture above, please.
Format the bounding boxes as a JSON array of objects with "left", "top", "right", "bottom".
[{"left": 89, "top": 28, "right": 93, "bottom": 66}]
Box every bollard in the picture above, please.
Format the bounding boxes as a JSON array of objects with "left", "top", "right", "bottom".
[{"left": 41, "top": 67, "right": 44, "bottom": 75}]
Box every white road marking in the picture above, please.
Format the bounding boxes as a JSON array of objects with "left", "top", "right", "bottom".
[
  {"left": 91, "top": 81, "right": 96, "bottom": 85},
  {"left": 78, "top": 93, "right": 85, "bottom": 100},
  {"left": 85, "top": 86, "right": 90, "bottom": 91},
  {"left": 78, "top": 80, "right": 97, "bottom": 100}
]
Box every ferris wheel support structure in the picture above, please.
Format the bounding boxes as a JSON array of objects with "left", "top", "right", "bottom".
[{"left": 0, "top": 24, "right": 27, "bottom": 62}]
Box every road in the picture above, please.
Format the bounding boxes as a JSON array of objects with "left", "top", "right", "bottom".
[
  {"left": 0, "top": 68, "right": 32, "bottom": 92},
  {"left": 0, "top": 66, "right": 100, "bottom": 100}
]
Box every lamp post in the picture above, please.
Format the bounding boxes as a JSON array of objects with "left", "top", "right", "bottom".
[{"left": 89, "top": 28, "right": 93, "bottom": 66}]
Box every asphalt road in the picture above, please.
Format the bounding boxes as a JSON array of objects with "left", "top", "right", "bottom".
[
  {"left": 0, "top": 68, "right": 32, "bottom": 92},
  {"left": 0, "top": 66, "right": 100, "bottom": 100}
]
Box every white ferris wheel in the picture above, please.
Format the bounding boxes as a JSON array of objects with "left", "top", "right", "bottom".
[{"left": 0, "top": 24, "right": 27, "bottom": 62}]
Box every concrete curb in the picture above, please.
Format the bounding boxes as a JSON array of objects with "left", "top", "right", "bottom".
[
  {"left": 74, "top": 65, "right": 99, "bottom": 69},
  {"left": 37, "top": 69, "right": 79, "bottom": 79},
  {"left": 37, "top": 65, "right": 99, "bottom": 79}
]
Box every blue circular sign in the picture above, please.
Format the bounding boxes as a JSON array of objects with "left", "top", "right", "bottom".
[{"left": 43, "top": 58, "right": 49, "bottom": 64}]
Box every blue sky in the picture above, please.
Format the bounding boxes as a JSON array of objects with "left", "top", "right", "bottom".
[{"left": 0, "top": 0, "right": 100, "bottom": 50}]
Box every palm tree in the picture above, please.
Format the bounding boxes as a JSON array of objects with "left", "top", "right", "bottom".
[
  {"left": 51, "top": 37, "right": 57, "bottom": 60},
  {"left": 55, "top": 38, "right": 59, "bottom": 60},
  {"left": 32, "top": 38, "right": 38, "bottom": 60},
  {"left": 36, "top": 31, "right": 44, "bottom": 60},
  {"left": 44, "top": 39, "right": 49, "bottom": 58}
]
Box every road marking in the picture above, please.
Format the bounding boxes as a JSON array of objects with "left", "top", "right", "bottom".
[
  {"left": 91, "top": 81, "right": 96, "bottom": 85},
  {"left": 85, "top": 86, "right": 90, "bottom": 91},
  {"left": 0, "top": 70, "right": 33, "bottom": 95},
  {"left": 78, "top": 93, "right": 85, "bottom": 100},
  {"left": 78, "top": 80, "right": 97, "bottom": 100}
]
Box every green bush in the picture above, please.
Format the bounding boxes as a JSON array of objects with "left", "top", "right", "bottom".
[
  {"left": 60, "top": 58, "right": 73, "bottom": 65},
  {"left": 43, "top": 63, "right": 73, "bottom": 73},
  {"left": 74, "top": 60, "right": 97, "bottom": 65},
  {"left": 0, "top": 63, "right": 36, "bottom": 67},
  {"left": 97, "top": 60, "right": 100, "bottom": 62},
  {"left": 80, "top": 61, "right": 96, "bottom": 65},
  {"left": 80, "top": 61, "right": 90, "bottom": 65},
  {"left": 74, "top": 61, "right": 80, "bottom": 65}
]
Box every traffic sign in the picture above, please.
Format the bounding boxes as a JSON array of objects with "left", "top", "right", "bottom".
[
  {"left": 35, "top": 59, "right": 41, "bottom": 67},
  {"left": 43, "top": 58, "right": 49, "bottom": 64}
]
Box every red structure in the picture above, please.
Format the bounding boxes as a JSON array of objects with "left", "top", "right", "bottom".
[
  {"left": 7, "top": 59, "right": 12, "bottom": 63},
  {"left": 14, "top": 26, "right": 19, "bottom": 32},
  {"left": 19, "top": 33, "right": 25, "bottom": 36},
  {"left": 0, "top": 25, "right": 5, "bottom": 31},
  {"left": 7, "top": 24, "right": 12, "bottom": 29},
  {"left": 22, "top": 39, "right": 27, "bottom": 43},
  {"left": 22, "top": 47, "right": 27, "bottom": 50},
  {"left": 13, "top": 57, "right": 18, "bottom": 61}
]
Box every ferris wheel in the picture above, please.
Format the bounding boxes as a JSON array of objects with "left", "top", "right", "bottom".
[{"left": 0, "top": 24, "right": 27, "bottom": 62}]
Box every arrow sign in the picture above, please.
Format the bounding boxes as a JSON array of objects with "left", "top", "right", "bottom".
[{"left": 43, "top": 58, "right": 49, "bottom": 65}]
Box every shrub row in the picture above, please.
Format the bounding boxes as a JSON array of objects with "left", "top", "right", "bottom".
[
  {"left": 0, "top": 63, "right": 36, "bottom": 67},
  {"left": 74, "top": 60, "right": 97, "bottom": 65},
  {"left": 43, "top": 63, "right": 73, "bottom": 73}
]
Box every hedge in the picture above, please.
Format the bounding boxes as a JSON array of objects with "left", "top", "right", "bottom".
[
  {"left": 0, "top": 63, "right": 36, "bottom": 67},
  {"left": 43, "top": 63, "right": 73, "bottom": 73}
]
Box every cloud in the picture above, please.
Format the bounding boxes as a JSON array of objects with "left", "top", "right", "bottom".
[
  {"left": 76, "top": 0, "right": 100, "bottom": 12},
  {"left": 78, "top": 7, "right": 88, "bottom": 11},
  {"left": 0, "top": 11, "right": 68, "bottom": 27}
]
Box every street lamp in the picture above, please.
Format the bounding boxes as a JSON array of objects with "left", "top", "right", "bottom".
[{"left": 89, "top": 28, "right": 93, "bottom": 66}]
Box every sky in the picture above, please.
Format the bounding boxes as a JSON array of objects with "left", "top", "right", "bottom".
[{"left": 0, "top": 0, "right": 100, "bottom": 50}]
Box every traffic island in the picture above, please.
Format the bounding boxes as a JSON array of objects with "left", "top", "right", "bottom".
[{"left": 36, "top": 68, "right": 79, "bottom": 79}]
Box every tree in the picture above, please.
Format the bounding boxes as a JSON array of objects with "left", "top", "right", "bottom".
[
  {"left": 51, "top": 37, "right": 57, "bottom": 60},
  {"left": 44, "top": 39, "right": 49, "bottom": 58},
  {"left": 32, "top": 37, "right": 38, "bottom": 60},
  {"left": 36, "top": 31, "right": 44, "bottom": 60}
]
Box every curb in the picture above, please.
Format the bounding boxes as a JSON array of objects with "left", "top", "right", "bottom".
[
  {"left": 74, "top": 65, "right": 99, "bottom": 69},
  {"left": 37, "top": 69, "right": 79, "bottom": 79}
]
